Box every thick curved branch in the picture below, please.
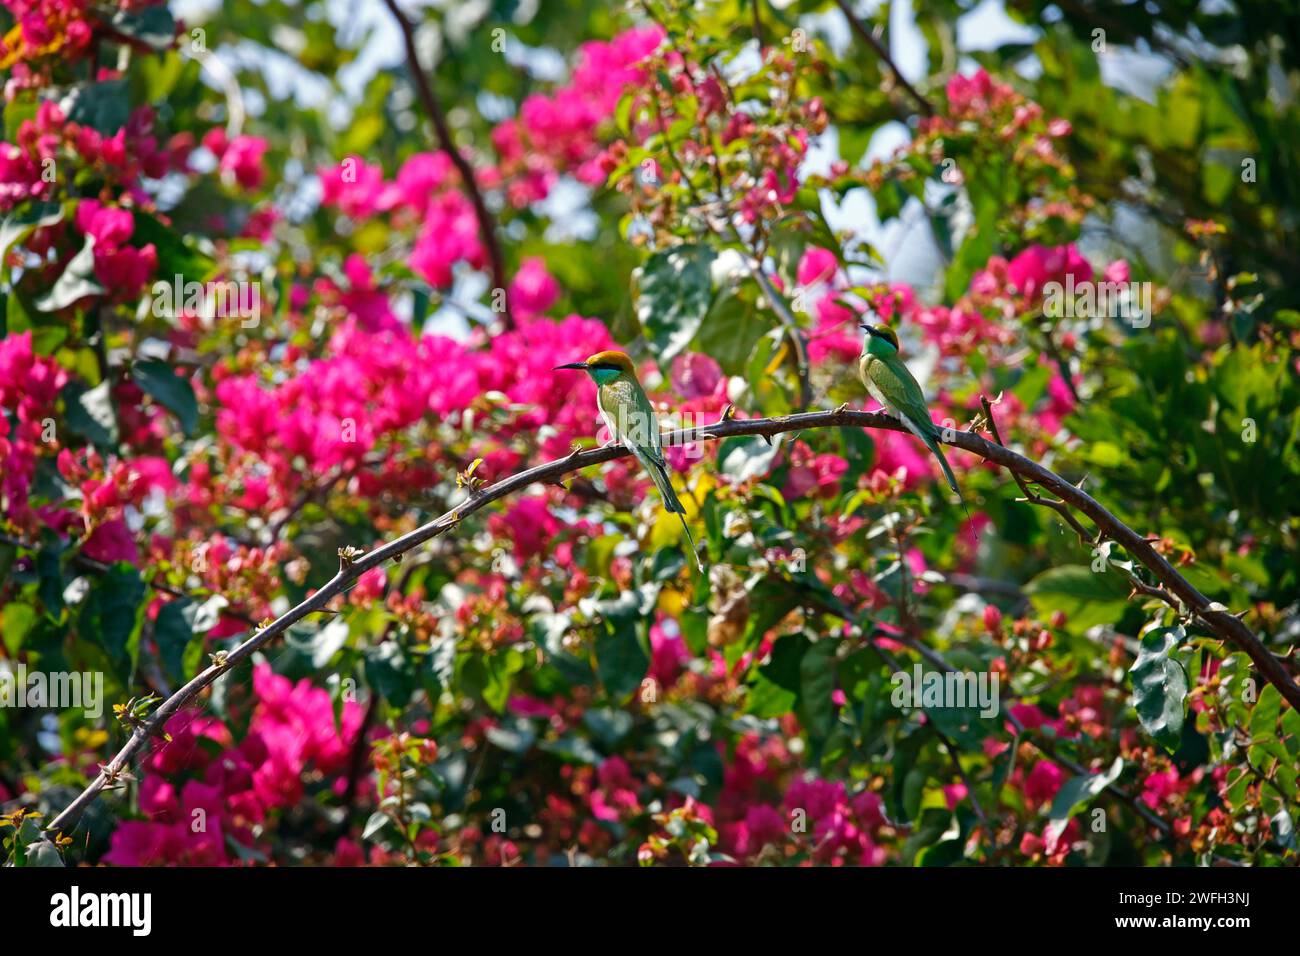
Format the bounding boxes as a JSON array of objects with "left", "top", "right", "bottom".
[
  {"left": 380, "top": 0, "right": 514, "bottom": 329},
  {"left": 45, "top": 407, "right": 1299, "bottom": 835}
]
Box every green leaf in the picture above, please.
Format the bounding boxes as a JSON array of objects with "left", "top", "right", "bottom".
[
  {"left": 0, "top": 202, "right": 64, "bottom": 262},
  {"left": 308, "top": 617, "right": 350, "bottom": 669},
  {"left": 154, "top": 599, "right": 194, "bottom": 685},
  {"left": 1129, "top": 624, "right": 1188, "bottom": 752},
  {"left": 3, "top": 96, "right": 37, "bottom": 142},
  {"left": 365, "top": 641, "right": 415, "bottom": 707},
  {"left": 798, "top": 639, "right": 837, "bottom": 740},
  {"left": 595, "top": 613, "right": 649, "bottom": 701},
  {"left": 1250, "top": 683, "right": 1282, "bottom": 741},
  {"left": 35, "top": 234, "right": 102, "bottom": 312},
  {"left": 636, "top": 244, "right": 715, "bottom": 366},
  {"left": 697, "top": 287, "right": 771, "bottom": 375},
  {"left": 1024, "top": 564, "right": 1130, "bottom": 633},
  {"left": 25, "top": 839, "right": 65, "bottom": 867},
  {"left": 718, "top": 434, "right": 782, "bottom": 482},
  {"left": 420, "top": 634, "right": 456, "bottom": 703},
  {"left": 78, "top": 562, "right": 146, "bottom": 683},
  {"left": 486, "top": 717, "right": 537, "bottom": 754},
  {"left": 110, "top": 6, "right": 176, "bottom": 50},
  {"left": 1044, "top": 757, "right": 1125, "bottom": 846},
  {"left": 154, "top": 596, "right": 227, "bottom": 684},
  {"left": 62, "top": 380, "right": 119, "bottom": 448},
  {"left": 746, "top": 672, "right": 798, "bottom": 717},
  {"left": 901, "top": 768, "right": 926, "bottom": 822},
  {"left": 761, "top": 633, "right": 810, "bottom": 692},
  {"left": 131, "top": 210, "right": 215, "bottom": 287},
  {"left": 61, "top": 79, "right": 131, "bottom": 136},
  {"left": 362, "top": 811, "right": 390, "bottom": 841},
  {"left": 583, "top": 708, "right": 634, "bottom": 748},
  {"left": 131, "top": 359, "right": 198, "bottom": 436},
  {"left": 36, "top": 547, "right": 65, "bottom": 618},
  {"left": 589, "top": 587, "right": 656, "bottom": 701},
  {"left": 1, "top": 601, "right": 36, "bottom": 656}
]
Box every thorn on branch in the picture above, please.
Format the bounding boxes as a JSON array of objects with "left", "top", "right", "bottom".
[
  {"left": 112, "top": 695, "right": 160, "bottom": 734},
  {"left": 456, "top": 457, "right": 487, "bottom": 495},
  {"left": 97, "top": 764, "right": 135, "bottom": 791},
  {"left": 1127, "top": 577, "right": 1180, "bottom": 611},
  {"left": 982, "top": 394, "right": 1094, "bottom": 545}
]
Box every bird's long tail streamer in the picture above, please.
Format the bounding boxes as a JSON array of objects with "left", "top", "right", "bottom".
[
  {"left": 928, "top": 434, "right": 973, "bottom": 526},
  {"left": 650, "top": 459, "right": 704, "bottom": 572}
]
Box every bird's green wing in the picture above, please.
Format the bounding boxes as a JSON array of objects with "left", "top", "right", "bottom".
[
  {"left": 863, "top": 353, "right": 938, "bottom": 437},
  {"left": 599, "top": 377, "right": 702, "bottom": 570},
  {"left": 613, "top": 382, "right": 683, "bottom": 513},
  {"left": 601, "top": 378, "right": 666, "bottom": 464},
  {"left": 864, "top": 354, "right": 965, "bottom": 506}
]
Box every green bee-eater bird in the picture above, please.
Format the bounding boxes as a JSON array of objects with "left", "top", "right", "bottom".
[
  {"left": 555, "top": 349, "right": 703, "bottom": 571},
  {"left": 858, "top": 324, "right": 968, "bottom": 515}
]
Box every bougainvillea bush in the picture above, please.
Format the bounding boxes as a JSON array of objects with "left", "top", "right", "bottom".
[{"left": 1, "top": 0, "right": 1298, "bottom": 868}]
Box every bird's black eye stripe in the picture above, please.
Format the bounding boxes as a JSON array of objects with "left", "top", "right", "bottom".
[{"left": 590, "top": 363, "right": 624, "bottom": 371}]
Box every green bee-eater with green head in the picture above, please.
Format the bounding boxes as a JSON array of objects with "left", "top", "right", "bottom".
[
  {"left": 858, "top": 323, "right": 968, "bottom": 514},
  {"left": 555, "top": 349, "right": 703, "bottom": 571}
]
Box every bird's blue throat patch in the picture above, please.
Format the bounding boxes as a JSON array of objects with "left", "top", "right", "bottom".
[
  {"left": 589, "top": 367, "right": 622, "bottom": 385},
  {"left": 864, "top": 334, "right": 899, "bottom": 357}
]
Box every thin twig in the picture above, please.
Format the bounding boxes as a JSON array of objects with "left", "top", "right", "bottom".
[
  {"left": 1036, "top": 320, "right": 1082, "bottom": 404},
  {"left": 44, "top": 406, "right": 1300, "bottom": 835},
  {"left": 380, "top": 0, "right": 514, "bottom": 330},
  {"left": 830, "top": 0, "right": 934, "bottom": 117},
  {"left": 339, "top": 692, "right": 380, "bottom": 828},
  {"left": 748, "top": 264, "right": 814, "bottom": 410},
  {"left": 980, "top": 394, "right": 1094, "bottom": 545}
]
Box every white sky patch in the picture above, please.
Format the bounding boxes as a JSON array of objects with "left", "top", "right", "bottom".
[
  {"left": 537, "top": 177, "right": 599, "bottom": 243},
  {"left": 957, "top": 0, "right": 1039, "bottom": 50},
  {"left": 1098, "top": 47, "right": 1175, "bottom": 103},
  {"left": 890, "top": 0, "right": 927, "bottom": 82}
]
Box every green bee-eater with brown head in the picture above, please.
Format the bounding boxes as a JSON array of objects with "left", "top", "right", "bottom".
[
  {"left": 858, "top": 324, "right": 968, "bottom": 515},
  {"left": 556, "top": 350, "right": 703, "bottom": 571}
]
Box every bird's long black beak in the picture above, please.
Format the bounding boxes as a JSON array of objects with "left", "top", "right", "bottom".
[
  {"left": 859, "top": 324, "right": 873, "bottom": 335},
  {"left": 554, "top": 362, "right": 589, "bottom": 371}
]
